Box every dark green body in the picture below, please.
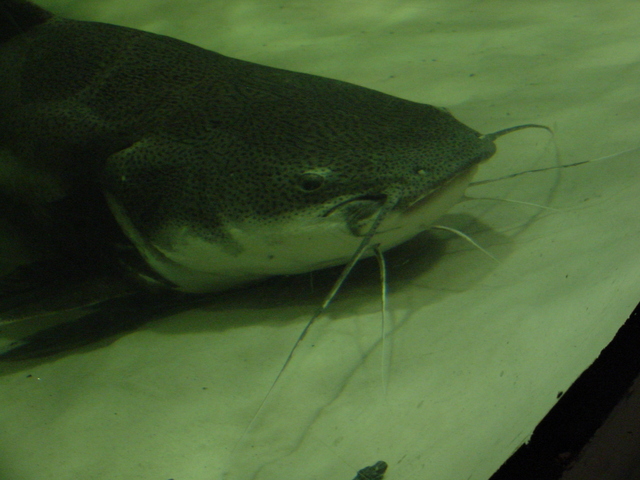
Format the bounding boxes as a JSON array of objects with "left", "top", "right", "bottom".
[{"left": 0, "top": 0, "right": 499, "bottom": 358}]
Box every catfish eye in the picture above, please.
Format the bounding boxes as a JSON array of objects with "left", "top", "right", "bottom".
[{"left": 297, "top": 173, "right": 325, "bottom": 192}]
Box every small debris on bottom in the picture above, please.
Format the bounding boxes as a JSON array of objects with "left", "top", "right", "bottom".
[{"left": 352, "top": 461, "right": 388, "bottom": 480}]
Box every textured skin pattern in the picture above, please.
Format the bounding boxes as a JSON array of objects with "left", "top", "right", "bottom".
[{"left": 0, "top": 0, "right": 496, "bottom": 281}]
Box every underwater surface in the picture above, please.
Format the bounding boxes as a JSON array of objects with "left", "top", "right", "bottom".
[{"left": 1, "top": 0, "right": 639, "bottom": 479}]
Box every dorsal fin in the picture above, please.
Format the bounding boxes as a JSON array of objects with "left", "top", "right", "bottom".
[{"left": 0, "top": 0, "right": 53, "bottom": 42}]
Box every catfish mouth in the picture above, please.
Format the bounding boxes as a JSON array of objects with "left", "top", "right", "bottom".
[
  {"left": 319, "top": 165, "right": 476, "bottom": 236},
  {"left": 319, "top": 139, "right": 500, "bottom": 223},
  {"left": 321, "top": 193, "right": 388, "bottom": 218},
  {"left": 403, "top": 166, "right": 476, "bottom": 213},
  {"left": 321, "top": 193, "right": 389, "bottom": 237}
]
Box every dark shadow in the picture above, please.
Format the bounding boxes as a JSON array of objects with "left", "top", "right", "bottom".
[
  {"left": 490, "top": 306, "right": 640, "bottom": 480},
  {"left": 0, "top": 213, "right": 515, "bottom": 369}
]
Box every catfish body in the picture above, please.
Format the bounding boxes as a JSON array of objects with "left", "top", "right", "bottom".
[
  {"left": 0, "top": 0, "right": 510, "bottom": 358},
  {"left": 0, "top": 0, "right": 499, "bottom": 297}
]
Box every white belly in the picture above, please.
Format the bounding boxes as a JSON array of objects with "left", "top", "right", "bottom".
[{"left": 106, "top": 167, "right": 476, "bottom": 293}]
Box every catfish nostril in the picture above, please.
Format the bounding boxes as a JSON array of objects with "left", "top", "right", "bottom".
[{"left": 297, "top": 173, "right": 325, "bottom": 192}]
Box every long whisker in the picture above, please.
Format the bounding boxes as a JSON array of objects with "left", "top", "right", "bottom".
[
  {"left": 373, "top": 244, "right": 389, "bottom": 399},
  {"left": 234, "top": 187, "right": 404, "bottom": 447},
  {"left": 469, "top": 147, "right": 640, "bottom": 187},
  {"left": 479, "top": 123, "right": 552, "bottom": 142},
  {"left": 431, "top": 224, "right": 498, "bottom": 262},
  {"left": 460, "top": 194, "right": 561, "bottom": 212}
]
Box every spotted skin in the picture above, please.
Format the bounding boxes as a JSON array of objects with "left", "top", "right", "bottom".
[
  {"left": 0, "top": 0, "right": 504, "bottom": 295},
  {"left": 0, "top": 0, "right": 516, "bottom": 354}
]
